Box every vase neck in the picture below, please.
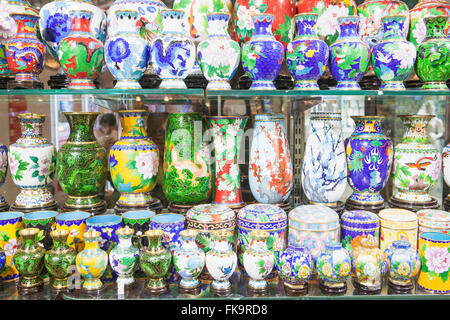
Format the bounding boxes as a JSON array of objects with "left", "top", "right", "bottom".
[
  {"left": 161, "top": 10, "right": 185, "bottom": 35},
  {"left": 252, "top": 15, "right": 275, "bottom": 40},
  {"left": 249, "top": 237, "right": 268, "bottom": 252},
  {"left": 295, "top": 15, "right": 318, "bottom": 39},
  {"left": 207, "top": 13, "right": 230, "bottom": 38},
  {"left": 181, "top": 236, "right": 198, "bottom": 251},
  {"left": 65, "top": 113, "right": 98, "bottom": 142},
  {"left": 382, "top": 16, "right": 406, "bottom": 40},
  {"left": 117, "top": 235, "right": 133, "bottom": 249},
  {"left": 338, "top": 16, "right": 359, "bottom": 39},
  {"left": 425, "top": 16, "right": 448, "bottom": 40},
  {"left": 22, "top": 234, "right": 38, "bottom": 250},
  {"left": 19, "top": 116, "right": 44, "bottom": 138},
  {"left": 115, "top": 11, "right": 141, "bottom": 35},
  {"left": 84, "top": 237, "right": 100, "bottom": 251},
  {"left": 353, "top": 118, "right": 384, "bottom": 134},
  {"left": 70, "top": 11, "right": 93, "bottom": 35},
  {"left": 147, "top": 235, "right": 163, "bottom": 251},
  {"left": 119, "top": 111, "right": 149, "bottom": 139},
  {"left": 212, "top": 238, "right": 230, "bottom": 252},
  {"left": 52, "top": 235, "right": 69, "bottom": 250},
  {"left": 401, "top": 116, "right": 431, "bottom": 144},
  {"left": 11, "top": 14, "right": 38, "bottom": 37}
]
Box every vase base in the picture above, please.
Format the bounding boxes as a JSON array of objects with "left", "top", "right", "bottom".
[
  {"left": 274, "top": 74, "right": 294, "bottom": 90},
  {"left": 335, "top": 81, "right": 361, "bottom": 90},
  {"left": 380, "top": 81, "right": 405, "bottom": 90},
  {"left": 139, "top": 74, "right": 162, "bottom": 89},
  {"left": 184, "top": 74, "right": 208, "bottom": 89},
  {"left": 18, "top": 281, "right": 44, "bottom": 295},
  {"left": 246, "top": 284, "right": 269, "bottom": 297},
  {"left": 283, "top": 283, "right": 308, "bottom": 296},
  {"left": 61, "top": 200, "right": 106, "bottom": 216},
  {"left": 7, "top": 79, "right": 44, "bottom": 90},
  {"left": 388, "top": 280, "right": 413, "bottom": 294},
  {"left": 444, "top": 198, "right": 450, "bottom": 211},
  {"left": 238, "top": 74, "right": 252, "bottom": 89},
  {"left": 353, "top": 279, "right": 381, "bottom": 295},
  {"left": 178, "top": 282, "right": 202, "bottom": 295},
  {"left": 319, "top": 281, "right": 347, "bottom": 295},
  {"left": 210, "top": 284, "right": 232, "bottom": 297},
  {"left": 10, "top": 201, "right": 58, "bottom": 214},
  {"left": 0, "top": 76, "right": 14, "bottom": 89},
  {"left": 422, "top": 81, "right": 449, "bottom": 90},
  {"left": 309, "top": 201, "right": 345, "bottom": 217},
  {"left": 359, "top": 74, "right": 381, "bottom": 90},
  {"left": 48, "top": 74, "right": 71, "bottom": 89},
  {"left": 145, "top": 282, "right": 168, "bottom": 296},
  {"left": 167, "top": 203, "right": 197, "bottom": 214},
  {"left": 114, "top": 197, "right": 163, "bottom": 214},
  {"left": 345, "top": 198, "right": 385, "bottom": 214},
  {"left": 388, "top": 196, "right": 439, "bottom": 213},
  {"left": 199, "top": 269, "right": 213, "bottom": 284}
]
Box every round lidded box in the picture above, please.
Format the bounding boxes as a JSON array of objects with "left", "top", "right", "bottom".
[
  {"left": 417, "top": 209, "right": 450, "bottom": 235},
  {"left": 288, "top": 205, "right": 339, "bottom": 260},
  {"left": 341, "top": 210, "right": 380, "bottom": 253},
  {"left": 379, "top": 208, "right": 418, "bottom": 251}
]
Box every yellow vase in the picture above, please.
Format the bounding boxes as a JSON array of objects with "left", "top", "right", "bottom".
[
  {"left": 417, "top": 232, "right": 450, "bottom": 294},
  {"left": 0, "top": 212, "right": 24, "bottom": 281},
  {"left": 55, "top": 211, "right": 90, "bottom": 253}
]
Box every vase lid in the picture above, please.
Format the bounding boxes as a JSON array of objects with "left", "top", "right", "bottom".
[
  {"left": 186, "top": 204, "right": 235, "bottom": 223},
  {"left": 417, "top": 209, "right": 450, "bottom": 229},
  {"left": 379, "top": 208, "right": 417, "bottom": 229},
  {"left": 341, "top": 210, "right": 379, "bottom": 224},
  {"left": 237, "top": 203, "right": 287, "bottom": 223}
]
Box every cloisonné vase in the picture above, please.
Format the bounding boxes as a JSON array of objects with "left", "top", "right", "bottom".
[
  {"left": 197, "top": 13, "right": 240, "bottom": 90},
  {"left": 44, "top": 229, "right": 77, "bottom": 290},
  {"left": 13, "top": 228, "right": 45, "bottom": 290},
  {"left": 0, "top": 145, "right": 7, "bottom": 211},
  {"left": 384, "top": 240, "right": 421, "bottom": 293},
  {"left": 345, "top": 116, "right": 393, "bottom": 211},
  {"left": 329, "top": 16, "right": 370, "bottom": 90},
  {"left": 205, "top": 230, "right": 237, "bottom": 293},
  {"left": 109, "top": 227, "right": 139, "bottom": 286},
  {"left": 242, "top": 230, "right": 274, "bottom": 292},
  {"left": 409, "top": 0, "right": 450, "bottom": 47},
  {"left": 150, "top": 9, "right": 196, "bottom": 89},
  {"left": 55, "top": 211, "right": 90, "bottom": 253},
  {"left": 173, "top": 229, "right": 206, "bottom": 290},
  {"left": 371, "top": 15, "right": 416, "bottom": 90},
  {"left": 140, "top": 229, "right": 171, "bottom": 293},
  {"left": 415, "top": 15, "right": 450, "bottom": 90},
  {"left": 390, "top": 115, "right": 441, "bottom": 209},
  {"left": 105, "top": 10, "right": 150, "bottom": 89},
  {"left": 275, "top": 243, "right": 313, "bottom": 295},
  {"left": 249, "top": 114, "right": 293, "bottom": 204},
  {"left": 57, "top": 112, "right": 107, "bottom": 214},
  {"left": 241, "top": 14, "right": 284, "bottom": 90},
  {"left": 9, "top": 113, "right": 56, "bottom": 211},
  {"left": 75, "top": 230, "right": 108, "bottom": 291},
  {"left": 316, "top": 241, "right": 352, "bottom": 294},
  {"left": 0, "top": 211, "right": 23, "bottom": 281},
  {"left": 301, "top": 112, "right": 347, "bottom": 207},
  {"left": 162, "top": 113, "right": 212, "bottom": 208},
  {"left": 207, "top": 116, "right": 248, "bottom": 210},
  {"left": 286, "top": 13, "right": 329, "bottom": 90},
  {"left": 110, "top": 110, "right": 159, "bottom": 210},
  {"left": 23, "top": 210, "right": 58, "bottom": 250},
  {"left": 5, "top": 13, "right": 45, "bottom": 89},
  {"left": 58, "top": 10, "right": 104, "bottom": 89}
]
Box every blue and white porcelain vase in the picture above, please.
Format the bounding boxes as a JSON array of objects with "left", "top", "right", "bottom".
[
  {"left": 329, "top": 16, "right": 370, "bottom": 90},
  {"left": 301, "top": 111, "right": 347, "bottom": 207},
  {"left": 286, "top": 13, "right": 328, "bottom": 90},
  {"left": 241, "top": 14, "right": 284, "bottom": 90},
  {"left": 105, "top": 10, "right": 150, "bottom": 89},
  {"left": 371, "top": 15, "right": 417, "bottom": 90},
  {"left": 109, "top": 226, "right": 139, "bottom": 286},
  {"left": 150, "top": 9, "right": 195, "bottom": 89},
  {"left": 197, "top": 13, "right": 240, "bottom": 90}
]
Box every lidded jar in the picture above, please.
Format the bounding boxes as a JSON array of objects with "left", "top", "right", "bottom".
[
  {"left": 379, "top": 208, "right": 418, "bottom": 251},
  {"left": 341, "top": 210, "right": 380, "bottom": 253},
  {"left": 417, "top": 209, "right": 450, "bottom": 235}
]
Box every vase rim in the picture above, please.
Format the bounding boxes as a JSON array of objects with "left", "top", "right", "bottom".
[
  {"left": 23, "top": 210, "right": 58, "bottom": 221},
  {"left": 381, "top": 14, "right": 407, "bottom": 20},
  {"left": 351, "top": 115, "right": 386, "bottom": 120},
  {"left": 206, "top": 12, "right": 230, "bottom": 18},
  {"left": 424, "top": 15, "right": 448, "bottom": 22},
  {"left": 161, "top": 8, "right": 185, "bottom": 15},
  {"left": 295, "top": 13, "right": 318, "bottom": 19},
  {"left": 69, "top": 9, "right": 93, "bottom": 15},
  {"left": 397, "top": 114, "right": 434, "bottom": 119},
  {"left": 114, "top": 9, "right": 139, "bottom": 14},
  {"left": 150, "top": 213, "right": 185, "bottom": 224},
  {"left": 117, "top": 109, "right": 149, "bottom": 114},
  {"left": 338, "top": 15, "right": 359, "bottom": 21},
  {"left": 420, "top": 231, "right": 450, "bottom": 243},
  {"left": 56, "top": 211, "right": 90, "bottom": 221},
  {"left": 116, "top": 226, "right": 134, "bottom": 236},
  {"left": 0, "top": 211, "right": 23, "bottom": 221},
  {"left": 212, "top": 230, "right": 232, "bottom": 239},
  {"left": 9, "top": 12, "right": 39, "bottom": 18},
  {"left": 205, "top": 115, "right": 249, "bottom": 119},
  {"left": 62, "top": 112, "right": 99, "bottom": 116},
  {"left": 180, "top": 229, "right": 198, "bottom": 238},
  {"left": 17, "top": 113, "right": 46, "bottom": 120},
  {"left": 19, "top": 227, "right": 40, "bottom": 237},
  {"left": 83, "top": 230, "right": 101, "bottom": 239},
  {"left": 50, "top": 229, "right": 69, "bottom": 238},
  {"left": 86, "top": 214, "right": 122, "bottom": 226},
  {"left": 145, "top": 229, "right": 164, "bottom": 238},
  {"left": 250, "top": 229, "right": 269, "bottom": 240},
  {"left": 123, "top": 210, "right": 155, "bottom": 220}
]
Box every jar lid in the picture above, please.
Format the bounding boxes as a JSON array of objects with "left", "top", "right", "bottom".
[
  {"left": 341, "top": 210, "right": 379, "bottom": 230},
  {"left": 237, "top": 203, "right": 287, "bottom": 223},
  {"left": 289, "top": 205, "right": 339, "bottom": 231},
  {"left": 379, "top": 208, "right": 417, "bottom": 229},
  {"left": 417, "top": 209, "right": 450, "bottom": 230},
  {"left": 186, "top": 204, "right": 235, "bottom": 224}
]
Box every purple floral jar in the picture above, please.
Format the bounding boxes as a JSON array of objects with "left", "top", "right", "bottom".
[{"left": 341, "top": 210, "right": 380, "bottom": 253}]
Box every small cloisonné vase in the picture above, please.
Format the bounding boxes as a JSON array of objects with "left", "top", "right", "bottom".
[
  {"left": 109, "top": 227, "right": 139, "bottom": 286},
  {"left": 371, "top": 15, "right": 417, "bottom": 90},
  {"left": 9, "top": 113, "right": 56, "bottom": 210},
  {"left": 0, "top": 144, "right": 8, "bottom": 210},
  {"left": 150, "top": 9, "right": 196, "bottom": 89},
  {"left": 329, "top": 16, "right": 370, "bottom": 90},
  {"left": 241, "top": 14, "right": 284, "bottom": 90},
  {"left": 173, "top": 229, "right": 206, "bottom": 290},
  {"left": 197, "top": 13, "right": 240, "bottom": 90},
  {"left": 55, "top": 211, "right": 90, "bottom": 253},
  {"left": 249, "top": 114, "right": 293, "bottom": 205},
  {"left": 316, "top": 241, "right": 352, "bottom": 294},
  {"left": 275, "top": 243, "right": 313, "bottom": 295},
  {"left": 384, "top": 240, "right": 421, "bottom": 292},
  {"left": 57, "top": 112, "right": 107, "bottom": 213},
  {"left": 5, "top": 13, "right": 45, "bottom": 88},
  {"left": 44, "top": 229, "right": 77, "bottom": 290},
  {"left": 205, "top": 230, "right": 237, "bottom": 292},
  {"left": 105, "top": 10, "right": 150, "bottom": 89},
  {"left": 0, "top": 211, "right": 23, "bottom": 281},
  {"left": 140, "top": 229, "right": 172, "bottom": 293},
  {"left": 415, "top": 15, "right": 450, "bottom": 90},
  {"left": 57, "top": 10, "right": 104, "bottom": 89},
  {"left": 345, "top": 116, "right": 393, "bottom": 209},
  {"left": 76, "top": 230, "right": 108, "bottom": 291},
  {"left": 243, "top": 230, "right": 274, "bottom": 291},
  {"left": 13, "top": 227, "right": 45, "bottom": 290},
  {"left": 286, "top": 13, "right": 329, "bottom": 90},
  {"left": 23, "top": 210, "right": 58, "bottom": 251}
]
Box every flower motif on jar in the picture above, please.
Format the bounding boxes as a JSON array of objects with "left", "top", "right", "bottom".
[
  {"left": 298, "top": 265, "right": 310, "bottom": 279},
  {"left": 339, "top": 262, "right": 351, "bottom": 277},
  {"left": 424, "top": 246, "right": 450, "bottom": 275}
]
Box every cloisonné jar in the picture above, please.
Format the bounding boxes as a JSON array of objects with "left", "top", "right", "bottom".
[
  {"left": 379, "top": 208, "right": 418, "bottom": 251},
  {"left": 109, "top": 227, "right": 139, "bottom": 286},
  {"left": 23, "top": 210, "right": 58, "bottom": 250},
  {"left": 341, "top": 210, "right": 380, "bottom": 253},
  {"left": 55, "top": 211, "right": 90, "bottom": 253},
  {"left": 0, "top": 211, "right": 23, "bottom": 281},
  {"left": 417, "top": 209, "right": 450, "bottom": 236}
]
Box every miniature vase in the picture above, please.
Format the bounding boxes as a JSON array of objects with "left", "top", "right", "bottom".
[
  {"left": 317, "top": 241, "right": 352, "bottom": 294},
  {"left": 5, "top": 13, "right": 45, "bottom": 88},
  {"left": 206, "top": 116, "right": 248, "bottom": 210},
  {"left": 242, "top": 230, "right": 274, "bottom": 291},
  {"left": 76, "top": 230, "right": 108, "bottom": 291},
  {"left": 415, "top": 15, "right": 450, "bottom": 90},
  {"left": 57, "top": 112, "right": 107, "bottom": 214},
  {"left": 371, "top": 15, "right": 416, "bottom": 90},
  {"left": 249, "top": 114, "right": 293, "bottom": 205},
  {"left": 241, "top": 14, "right": 284, "bottom": 90},
  {"left": 13, "top": 227, "right": 45, "bottom": 290},
  {"left": 205, "top": 230, "right": 237, "bottom": 292},
  {"left": 109, "top": 227, "right": 139, "bottom": 286},
  {"left": 105, "top": 10, "right": 150, "bottom": 89},
  {"left": 197, "top": 13, "right": 240, "bottom": 90},
  {"left": 329, "top": 16, "right": 370, "bottom": 90},
  {"left": 0, "top": 144, "right": 7, "bottom": 211},
  {"left": 391, "top": 115, "right": 441, "bottom": 206},
  {"left": 286, "top": 13, "right": 329, "bottom": 90},
  {"left": 173, "top": 229, "right": 206, "bottom": 290},
  {"left": 150, "top": 9, "right": 196, "bottom": 89},
  {"left": 58, "top": 10, "right": 104, "bottom": 89},
  {"left": 384, "top": 240, "right": 421, "bottom": 292},
  {"left": 110, "top": 110, "right": 159, "bottom": 209},
  {"left": 140, "top": 229, "right": 172, "bottom": 293},
  {"left": 44, "top": 229, "right": 77, "bottom": 290},
  {"left": 162, "top": 113, "right": 212, "bottom": 207},
  {"left": 275, "top": 243, "right": 313, "bottom": 294},
  {"left": 345, "top": 116, "right": 393, "bottom": 210},
  {"left": 8, "top": 113, "right": 56, "bottom": 210},
  {"left": 23, "top": 210, "right": 58, "bottom": 251},
  {"left": 301, "top": 111, "right": 347, "bottom": 206},
  {"left": 0, "top": 211, "right": 23, "bottom": 281}
]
